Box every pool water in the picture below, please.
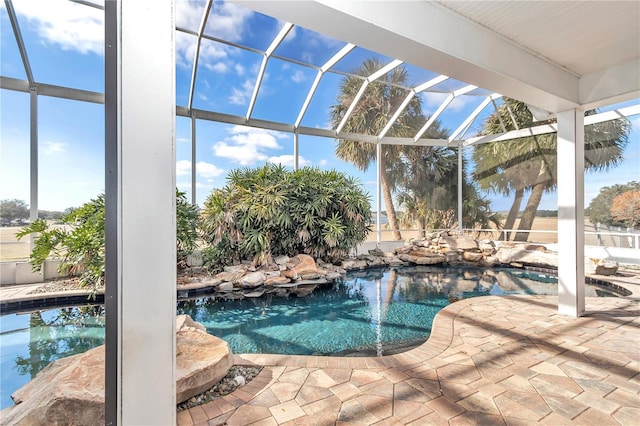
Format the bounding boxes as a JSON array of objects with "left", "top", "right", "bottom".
[{"left": 0, "top": 266, "right": 619, "bottom": 409}]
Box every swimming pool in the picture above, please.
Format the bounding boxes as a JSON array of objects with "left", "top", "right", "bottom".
[{"left": 0, "top": 265, "right": 620, "bottom": 409}]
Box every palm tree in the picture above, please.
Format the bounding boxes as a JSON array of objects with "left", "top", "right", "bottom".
[
  {"left": 473, "top": 98, "right": 631, "bottom": 241},
  {"left": 397, "top": 146, "right": 500, "bottom": 235},
  {"left": 330, "top": 59, "right": 425, "bottom": 240}
]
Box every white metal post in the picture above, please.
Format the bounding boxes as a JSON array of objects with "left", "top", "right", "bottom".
[
  {"left": 376, "top": 141, "right": 382, "bottom": 244},
  {"left": 557, "top": 109, "right": 585, "bottom": 317},
  {"left": 29, "top": 88, "right": 38, "bottom": 228},
  {"left": 294, "top": 131, "right": 299, "bottom": 171},
  {"left": 191, "top": 114, "right": 197, "bottom": 205},
  {"left": 457, "top": 142, "right": 463, "bottom": 233},
  {"left": 104, "top": 1, "right": 176, "bottom": 424}
]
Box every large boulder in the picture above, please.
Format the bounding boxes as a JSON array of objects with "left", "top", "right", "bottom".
[
  {"left": 176, "top": 315, "right": 233, "bottom": 403},
  {"left": 495, "top": 243, "right": 558, "bottom": 267},
  {"left": 1, "top": 316, "right": 232, "bottom": 425},
  {"left": 292, "top": 254, "right": 318, "bottom": 275},
  {"left": 2, "top": 346, "right": 106, "bottom": 425},
  {"left": 237, "top": 271, "right": 266, "bottom": 288}
]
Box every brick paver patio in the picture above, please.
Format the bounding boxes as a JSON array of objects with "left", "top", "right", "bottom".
[{"left": 178, "top": 294, "right": 639, "bottom": 425}]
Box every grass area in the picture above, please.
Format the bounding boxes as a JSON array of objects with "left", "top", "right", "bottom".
[{"left": 0, "top": 227, "right": 30, "bottom": 261}]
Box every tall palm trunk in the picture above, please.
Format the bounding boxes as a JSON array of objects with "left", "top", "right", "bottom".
[
  {"left": 502, "top": 188, "right": 524, "bottom": 241},
  {"left": 514, "top": 182, "right": 545, "bottom": 241},
  {"left": 380, "top": 155, "right": 402, "bottom": 240}
]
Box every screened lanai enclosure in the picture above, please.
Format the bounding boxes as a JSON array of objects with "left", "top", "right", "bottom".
[{"left": 0, "top": 0, "right": 639, "bottom": 423}]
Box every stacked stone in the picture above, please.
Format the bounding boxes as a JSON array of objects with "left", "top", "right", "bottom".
[{"left": 178, "top": 235, "right": 619, "bottom": 300}]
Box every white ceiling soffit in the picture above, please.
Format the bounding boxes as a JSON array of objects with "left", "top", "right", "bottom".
[{"left": 235, "top": 0, "right": 640, "bottom": 113}]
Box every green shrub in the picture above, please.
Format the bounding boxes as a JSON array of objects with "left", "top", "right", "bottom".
[
  {"left": 17, "top": 189, "right": 199, "bottom": 291},
  {"left": 17, "top": 194, "right": 105, "bottom": 290},
  {"left": 200, "top": 164, "right": 372, "bottom": 269}
]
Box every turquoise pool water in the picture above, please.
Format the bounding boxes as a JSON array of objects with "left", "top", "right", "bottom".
[{"left": 0, "top": 266, "right": 619, "bottom": 409}]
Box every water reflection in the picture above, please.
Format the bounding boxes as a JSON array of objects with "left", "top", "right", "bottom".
[{"left": 1, "top": 305, "right": 104, "bottom": 409}]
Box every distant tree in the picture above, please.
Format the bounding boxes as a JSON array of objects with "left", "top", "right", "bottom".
[
  {"left": 610, "top": 191, "right": 640, "bottom": 228},
  {"left": 587, "top": 181, "right": 640, "bottom": 226},
  {"left": 38, "top": 210, "right": 65, "bottom": 221},
  {"left": 0, "top": 199, "right": 29, "bottom": 224}
]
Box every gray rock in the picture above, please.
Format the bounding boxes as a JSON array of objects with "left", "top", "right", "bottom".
[
  {"left": 341, "top": 259, "right": 368, "bottom": 270},
  {"left": 274, "top": 255, "right": 290, "bottom": 265},
  {"left": 217, "top": 282, "right": 234, "bottom": 292},
  {"left": 238, "top": 271, "right": 266, "bottom": 288},
  {"left": 585, "top": 258, "right": 618, "bottom": 276},
  {"left": 215, "top": 270, "right": 245, "bottom": 282},
  {"left": 495, "top": 245, "right": 558, "bottom": 267},
  {"left": 462, "top": 251, "right": 484, "bottom": 262},
  {"left": 368, "top": 247, "right": 385, "bottom": 257}
]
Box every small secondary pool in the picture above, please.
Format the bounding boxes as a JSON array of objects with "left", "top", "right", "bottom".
[{"left": 0, "top": 266, "right": 620, "bottom": 409}]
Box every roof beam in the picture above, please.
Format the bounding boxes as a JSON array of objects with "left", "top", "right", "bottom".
[
  {"left": 0, "top": 76, "right": 105, "bottom": 104},
  {"left": 463, "top": 104, "right": 640, "bottom": 147},
  {"left": 187, "top": 0, "right": 213, "bottom": 111},
  {"left": 235, "top": 0, "right": 581, "bottom": 113},
  {"left": 336, "top": 59, "right": 403, "bottom": 133},
  {"left": 579, "top": 57, "right": 640, "bottom": 110},
  {"left": 246, "top": 22, "right": 293, "bottom": 120},
  {"left": 4, "top": 0, "right": 34, "bottom": 85},
  {"left": 294, "top": 43, "right": 355, "bottom": 128}
]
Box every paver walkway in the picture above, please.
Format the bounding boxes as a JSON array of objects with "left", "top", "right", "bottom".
[{"left": 178, "top": 295, "right": 640, "bottom": 425}]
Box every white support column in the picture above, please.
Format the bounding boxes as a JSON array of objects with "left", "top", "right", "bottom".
[
  {"left": 104, "top": 1, "right": 176, "bottom": 424},
  {"left": 191, "top": 114, "right": 197, "bottom": 205},
  {"left": 376, "top": 141, "right": 382, "bottom": 244},
  {"left": 557, "top": 109, "right": 585, "bottom": 317},
  {"left": 29, "top": 88, "right": 38, "bottom": 227},
  {"left": 293, "top": 132, "right": 299, "bottom": 171},
  {"left": 457, "top": 142, "right": 463, "bottom": 233}
]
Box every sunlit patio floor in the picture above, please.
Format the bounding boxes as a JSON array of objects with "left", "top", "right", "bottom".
[
  {"left": 178, "top": 281, "right": 640, "bottom": 425},
  {"left": 2, "top": 274, "right": 639, "bottom": 425}
]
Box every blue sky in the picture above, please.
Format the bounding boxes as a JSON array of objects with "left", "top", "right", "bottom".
[{"left": 1, "top": 0, "right": 639, "bottom": 214}]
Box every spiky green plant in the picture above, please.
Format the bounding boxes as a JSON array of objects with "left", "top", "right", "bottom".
[{"left": 200, "top": 164, "right": 372, "bottom": 269}]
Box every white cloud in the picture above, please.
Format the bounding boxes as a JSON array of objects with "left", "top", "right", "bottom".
[
  {"left": 176, "top": 160, "right": 224, "bottom": 178},
  {"left": 206, "top": 62, "right": 229, "bottom": 73},
  {"left": 318, "top": 159, "right": 328, "bottom": 167},
  {"left": 212, "top": 126, "right": 288, "bottom": 165},
  {"left": 43, "top": 141, "right": 67, "bottom": 155},
  {"left": 268, "top": 155, "right": 310, "bottom": 168},
  {"left": 176, "top": 160, "right": 192, "bottom": 176},
  {"left": 175, "top": 1, "right": 253, "bottom": 71},
  {"left": 11, "top": 0, "right": 103, "bottom": 55},
  {"left": 177, "top": 137, "right": 190, "bottom": 143},
  {"left": 229, "top": 79, "right": 255, "bottom": 105},
  {"left": 291, "top": 70, "right": 306, "bottom": 84},
  {"left": 235, "top": 64, "right": 245, "bottom": 76},
  {"left": 421, "top": 92, "right": 474, "bottom": 113},
  {"left": 196, "top": 161, "right": 224, "bottom": 178}
]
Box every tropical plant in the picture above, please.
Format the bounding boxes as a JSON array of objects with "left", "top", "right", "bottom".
[
  {"left": 473, "top": 98, "right": 631, "bottom": 241},
  {"left": 176, "top": 190, "right": 199, "bottom": 261},
  {"left": 396, "top": 147, "right": 500, "bottom": 235},
  {"left": 17, "top": 194, "right": 106, "bottom": 290},
  {"left": 329, "top": 59, "right": 428, "bottom": 240},
  {"left": 200, "top": 164, "right": 371, "bottom": 269},
  {"left": 610, "top": 191, "right": 640, "bottom": 228},
  {"left": 17, "top": 189, "right": 199, "bottom": 291},
  {"left": 587, "top": 181, "right": 640, "bottom": 226}
]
